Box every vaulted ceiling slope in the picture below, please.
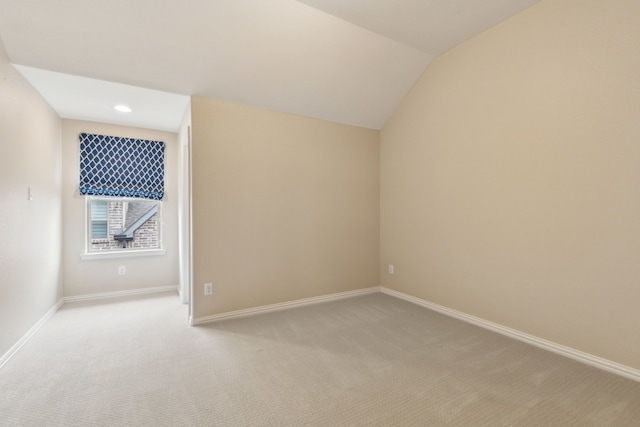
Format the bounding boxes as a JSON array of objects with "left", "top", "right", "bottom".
[{"left": 0, "top": 0, "right": 540, "bottom": 131}]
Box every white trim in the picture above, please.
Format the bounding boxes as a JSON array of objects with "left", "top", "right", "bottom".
[
  {"left": 64, "top": 285, "right": 178, "bottom": 303},
  {"left": 80, "top": 249, "right": 165, "bottom": 261},
  {"left": 190, "top": 286, "right": 381, "bottom": 326},
  {"left": 187, "top": 123, "right": 194, "bottom": 316},
  {"left": 0, "top": 298, "right": 64, "bottom": 370},
  {"left": 380, "top": 287, "right": 640, "bottom": 383}
]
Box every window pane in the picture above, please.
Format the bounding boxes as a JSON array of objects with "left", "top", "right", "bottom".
[{"left": 86, "top": 197, "right": 162, "bottom": 252}]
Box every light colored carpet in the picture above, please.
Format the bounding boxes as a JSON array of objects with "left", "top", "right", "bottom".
[{"left": 1, "top": 291, "right": 639, "bottom": 426}]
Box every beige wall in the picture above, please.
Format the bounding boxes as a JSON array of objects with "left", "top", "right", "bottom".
[
  {"left": 381, "top": 0, "right": 640, "bottom": 369},
  {"left": 61, "top": 120, "right": 180, "bottom": 297},
  {"left": 191, "top": 97, "right": 379, "bottom": 319},
  {"left": 0, "top": 41, "right": 62, "bottom": 357}
]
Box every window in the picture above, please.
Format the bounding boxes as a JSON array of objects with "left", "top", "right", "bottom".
[
  {"left": 79, "top": 133, "right": 165, "bottom": 257},
  {"left": 87, "top": 198, "right": 161, "bottom": 252}
]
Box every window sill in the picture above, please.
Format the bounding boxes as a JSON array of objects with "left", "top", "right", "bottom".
[{"left": 81, "top": 249, "right": 165, "bottom": 261}]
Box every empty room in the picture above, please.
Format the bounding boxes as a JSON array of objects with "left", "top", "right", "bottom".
[{"left": 1, "top": 0, "right": 640, "bottom": 425}]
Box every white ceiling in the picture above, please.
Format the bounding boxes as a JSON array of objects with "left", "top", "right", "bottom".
[
  {"left": 0, "top": 0, "right": 540, "bottom": 131},
  {"left": 14, "top": 65, "right": 190, "bottom": 132}
]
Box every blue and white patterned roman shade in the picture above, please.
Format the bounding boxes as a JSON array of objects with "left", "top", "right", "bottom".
[{"left": 79, "top": 133, "right": 165, "bottom": 200}]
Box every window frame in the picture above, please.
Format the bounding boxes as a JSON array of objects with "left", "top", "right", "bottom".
[{"left": 82, "top": 196, "right": 165, "bottom": 260}]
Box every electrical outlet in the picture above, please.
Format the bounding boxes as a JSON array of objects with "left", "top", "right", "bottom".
[
  {"left": 118, "top": 265, "right": 126, "bottom": 276},
  {"left": 388, "top": 264, "right": 394, "bottom": 275},
  {"left": 204, "top": 283, "right": 213, "bottom": 296}
]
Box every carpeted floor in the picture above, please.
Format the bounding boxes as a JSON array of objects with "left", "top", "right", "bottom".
[{"left": 1, "top": 291, "right": 639, "bottom": 426}]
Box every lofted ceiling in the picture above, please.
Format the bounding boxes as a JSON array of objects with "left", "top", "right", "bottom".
[{"left": 0, "top": 0, "right": 540, "bottom": 131}]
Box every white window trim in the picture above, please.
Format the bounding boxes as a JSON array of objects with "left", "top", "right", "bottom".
[
  {"left": 81, "top": 249, "right": 166, "bottom": 261},
  {"left": 83, "top": 196, "right": 164, "bottom": 259}
]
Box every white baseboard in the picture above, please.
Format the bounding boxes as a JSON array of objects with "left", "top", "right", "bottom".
[
  {"left": 64, "top": 285, "right": 178, "bottom": 303},
  {"left": 0, "top": 298, "right": 64, "bottom": 370},
  {"left": 9, "top": 285, "right": 637, "bottom": 383},
  {"left": 380, "top": 287, "right": 640, "bottom": 383},
  {"left": 190, "top": 286, "right": 381, "bottom": 326},
  {"left": 1, "top": 286, "right": 178, "bottom": 370}
]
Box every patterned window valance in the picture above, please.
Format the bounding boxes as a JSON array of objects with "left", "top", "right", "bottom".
[{"left": 79, "top": 133, "right": 165, "bottom": 200}]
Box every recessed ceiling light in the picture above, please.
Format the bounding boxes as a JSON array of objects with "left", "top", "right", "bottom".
[{"left": 114, "top": 105, "right": 132, "bottom": 113}]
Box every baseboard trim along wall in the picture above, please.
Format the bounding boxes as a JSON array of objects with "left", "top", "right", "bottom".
[
  {"left": 6, "top": 285, "right": 638, "bottom": 383},
  {"left": 0, "top": 298, "right": 64, "bottom": 370},
  {"left": 380, "top": 287, "right": 640, "bottom": 383},
  {"left": 63, "top": 285, "right": 179, "bottom": 303},
  {"left": 1, "top": 285, "right": 179, "bottom": 370},
  {"left": 190, "top": 287, "right": 381, "bottom": 326}
]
